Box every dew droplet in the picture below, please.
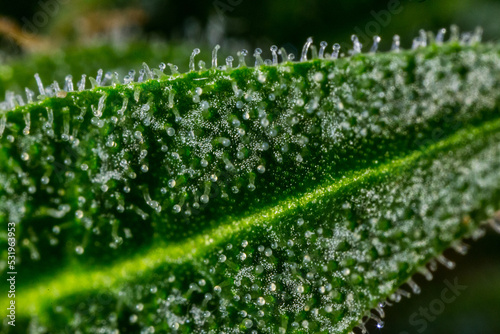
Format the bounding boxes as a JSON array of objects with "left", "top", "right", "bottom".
[
  {"left": 200, "top": 194, "right": 209, "bottom": 204},
  {"left": 172, "top": 204, "right": 181, "bottom": 213},
  {"left": 200, "top": 101, "right": 209, "bottom": 110},
  {"left": 75, "top": 246, "right": 84, "bottom": 255},
  {"left": 244, "top": 319, "right": 253, "bottom": 329}
]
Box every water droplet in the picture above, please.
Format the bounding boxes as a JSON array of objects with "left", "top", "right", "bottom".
[
  {"left": 264, "top": 248, "right": 272, "bottom": 257},
  {"left": 256, "top": 297, "right": 265, "bottom": 306},
  {"left": 75, "top": 246, "right": 84, "bottom": 255},
  {"left": 196, "top": 193, "right": 208, "bottom": 204},
  {"left": 313, "top": 72, "right": 324, "bottom": 82},
  {"left": 244, "top": 319, "right": 253, "bottom": 329},
  {"left": 200, "top": 101, "right": 210, "bottom": 110},
  {"left": 21, "top": 152, "right": 29, "bottom": 161}
]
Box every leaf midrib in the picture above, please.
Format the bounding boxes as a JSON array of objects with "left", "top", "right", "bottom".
[{"left": 6, "top": 115, "right": 500, "bottom": 317}]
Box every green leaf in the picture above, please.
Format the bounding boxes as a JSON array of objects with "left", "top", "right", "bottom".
[{"left": 1, "top": 41, "right": 500, "bottom": 333}]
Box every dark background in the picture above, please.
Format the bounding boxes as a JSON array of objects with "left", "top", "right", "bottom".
[
  {"left": 1, "top": 0, "right": 500, "bottom": 57},
  {"left": 1, "top": 1, "right": 500, "bottom": 333}
]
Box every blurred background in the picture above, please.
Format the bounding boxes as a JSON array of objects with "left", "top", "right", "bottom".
[
  {"left": 1, "top": 0, "right": 499, "bottom": 333},
  {"left": 1, "top": 0, "right": 500, "bottom": 95}
]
